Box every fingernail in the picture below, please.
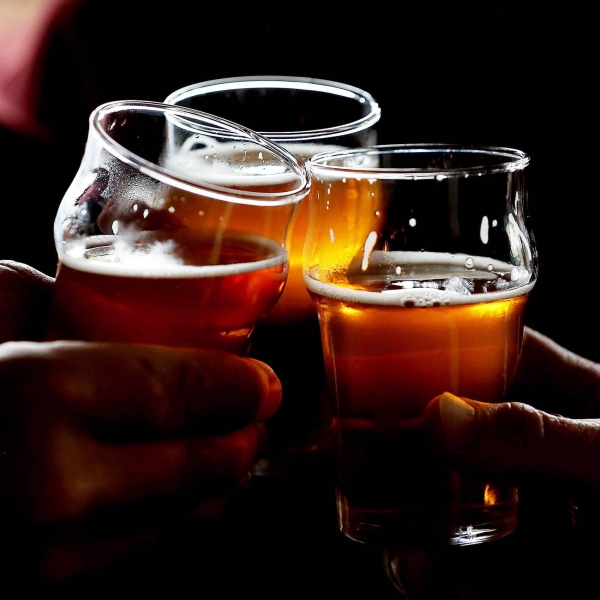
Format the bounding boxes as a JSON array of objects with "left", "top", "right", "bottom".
[{"left": 438, "top": 392, "right": 476, "bottom": 447}]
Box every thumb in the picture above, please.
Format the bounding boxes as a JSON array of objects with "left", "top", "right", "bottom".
[{"left": 423, "top": 392, "right": 600, "bottom": 494}]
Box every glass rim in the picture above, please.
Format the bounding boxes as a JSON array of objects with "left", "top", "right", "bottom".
[
  {"left": 90, "top": 99, "right": 311, "bottom": 207},
  {"left": 306, "top": 143, "right": 531, "bottom": 179},
  {"left": 164, "top": 75, "right": 382, "bottom": 142}
]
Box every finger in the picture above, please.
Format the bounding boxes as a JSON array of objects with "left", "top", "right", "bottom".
[
  {"left": 510, "top": 327, "right": 600, "bottom": 417},
  {"left": 0, "top": 341, "right": 281, "bottom": 434},
  {"left": 33, "top": 421, "right": 266, "bottom": 522},
  {"left": 423, "top": 392, "right": 600, "bottom": 493},
  {"left": 0, "top": 261, "right": 54, "bottom": 342}
]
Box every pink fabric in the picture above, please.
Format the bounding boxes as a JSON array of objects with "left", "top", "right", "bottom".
[{"left": 0, "top": 0, "right": 82, "bottom": 137}]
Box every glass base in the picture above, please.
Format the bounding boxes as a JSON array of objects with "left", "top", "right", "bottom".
[{"left": 337, "top": 491, "right": 518, "bottom": 548}]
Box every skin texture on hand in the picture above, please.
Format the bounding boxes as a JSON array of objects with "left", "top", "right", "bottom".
[
  {"left": 423, "top": 327, "right": 600, "bottom": 495},
  {"left": 0, "top": 340, "right": 282, "bottom": 583},
  {"left": 0, "top": 340, "right": 281, "bottom": 521},
  {"left": 0, "top": 260, "right": 283, "bottom": 583},
  {"left": 389, "top": 328, "right": 600, "bottom": 599}
]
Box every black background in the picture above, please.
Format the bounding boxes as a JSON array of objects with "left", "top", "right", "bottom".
[
  {"left": 2, "top": 4, "right": 598, "bottom": 596},
  {"left": 3, "top": 3, "right": 594, "bottom": 360}
]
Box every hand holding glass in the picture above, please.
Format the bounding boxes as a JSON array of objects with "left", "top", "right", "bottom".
[{"left": 303, "top": 144, "right": 537, "bottom": 546}]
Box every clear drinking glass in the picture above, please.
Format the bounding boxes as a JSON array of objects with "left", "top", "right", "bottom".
[
  {"left": 304, "top": 144, "right": 537, "bottom": 547},
  {"left": 45, "top": 100, "right": 310, "bottom": 354},
  {"left": 165, "top": 76, "right": 381, "bottom": 475}
]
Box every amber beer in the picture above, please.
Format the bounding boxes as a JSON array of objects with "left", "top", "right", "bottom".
[
  {"left": 306, "top": 256, "right": 529, "bottom": 544},
  {"left": 47, "top": 229, "right": 287, "bottom": 354},
  {"left": 305, "top": 254, "right": 533, "bottom": 545},
  {"left": 304, "top": 142, "right": 536, "bottom": 546},
  {"left": 263, "top": 143, "right": 347, "bottom": 324}
]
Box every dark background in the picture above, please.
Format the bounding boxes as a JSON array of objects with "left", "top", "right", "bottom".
[
  {"left": 2, "top": 2, "right": 596, "bottom": 360},
  {"left": 1, "top": 4, "right": 597, "bottom": 596}
]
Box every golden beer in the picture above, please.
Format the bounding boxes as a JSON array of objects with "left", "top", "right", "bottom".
[
  {"left": 263, "top": 143, "right": 347, "bottom": 324},
  {"left": 304, "top": 143, "right": 536, "bottom": 546},
  {"left": 306, "top": 260, "right": 530, "bottom": 544}
]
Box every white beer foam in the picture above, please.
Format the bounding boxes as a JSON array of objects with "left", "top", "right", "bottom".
[
  {"left": 59, "top": 233, "right": 286, "bottom": 278},
  {"left": 164, "top": 138, "right": 298, "bottom": 188},
  {"left": 304, "top": 251, "right": 534, "bottom": 307},
  {"left": 163, "top": 140, "right": 365, "bottom": 186}
]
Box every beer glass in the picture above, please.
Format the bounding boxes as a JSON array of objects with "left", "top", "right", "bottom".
[
  {"left": 165, "top": 76, "right": 381, "bottom": 475},
  {"left": 46, "top": 100, "right": 310, "bottom": 353},
  {"left": 304, "top": 144, "right": 537, "bottom": 547}
]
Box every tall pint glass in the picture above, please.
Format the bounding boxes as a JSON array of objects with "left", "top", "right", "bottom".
[
  {"left": 165, "top": 76, "right": 381, "bottom": 475},
  {"left": 46, "top": 100, "right": 310, "bottom": 354},
  {"left": 304, "top": 144, "right": 537, "bottom": 546}
]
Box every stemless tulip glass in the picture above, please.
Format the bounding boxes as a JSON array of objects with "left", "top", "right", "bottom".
[
  {"left": 304, "top": 144, "right": 537, "bottom": 547},
  {"left": 165, "top": 76, "right": 381, "bottom": 475},
  {"left": 46, "top": 100, "right": 310, "bottom": 355}
]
